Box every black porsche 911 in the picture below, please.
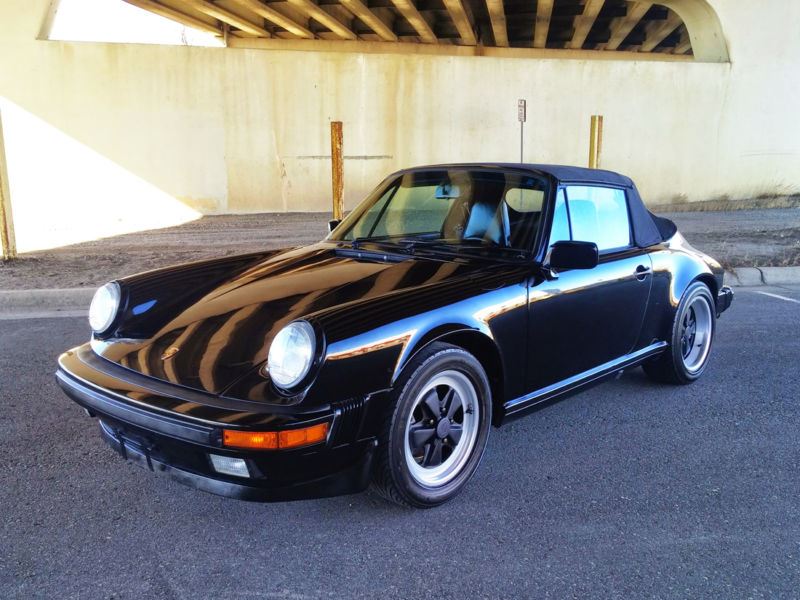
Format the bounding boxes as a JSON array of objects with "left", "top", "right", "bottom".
[{"left": 57, "top": 163, "right": 733, "bottom": 508}]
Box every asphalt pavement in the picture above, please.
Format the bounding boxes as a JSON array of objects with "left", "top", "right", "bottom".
[{"left": 1, "top": 286, "right": 799, "bottom": 599}]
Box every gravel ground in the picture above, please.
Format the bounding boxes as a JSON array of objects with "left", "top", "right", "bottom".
[
  {"left": 2, "top": 286, "right": 799, "bottom": 598},
  {"left": 0, "top": 213, "right": 330, "bottom": 290},
  {"left": 668, "top": 209, "right": 800, "bottom": 270},
  {"left": 1, "top": 208, "right": 798, "bottom": 290}
]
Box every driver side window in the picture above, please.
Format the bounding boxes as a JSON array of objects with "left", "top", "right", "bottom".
[
  {"left": 548, "top": 186, "right": 632, "bottom": 252},
  {"left": 565, "top": 186, "right": 631, "bottom": 252}
]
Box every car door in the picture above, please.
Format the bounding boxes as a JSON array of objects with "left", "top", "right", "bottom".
[{"left": 527, "top": 185, "right": 653, "bottom": 391}]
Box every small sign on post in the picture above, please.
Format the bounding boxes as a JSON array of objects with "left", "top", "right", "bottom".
[{"left": 517, "top": 99, "right": 526, "bottom": 163}]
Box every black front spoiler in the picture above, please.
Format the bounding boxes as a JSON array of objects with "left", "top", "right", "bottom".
[
  {"left": 56, "top": 347, "right": 377, "bottom": 502},
  {"left": 56, "top": 369, "right": 216, "bottom": 446},
  {"left": 98, "top": 420, "right": 375, "bottom": 502}
]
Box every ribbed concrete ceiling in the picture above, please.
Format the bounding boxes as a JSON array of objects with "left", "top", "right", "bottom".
[{"left": 124, "top": 0, "right": 693, "bottom": 55}]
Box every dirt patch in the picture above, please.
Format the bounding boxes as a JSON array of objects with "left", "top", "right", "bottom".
[
  {"left": 651, "top": 194, "right": 800, "bottom": 213},
  {"left": 690, "top": 227, "right": 800, "bottom": 271},
  {"left": 0, "top": 213, "right": 330, "bottom": 290},
  {"left": 1, "top": 208, "right": 799, "bottom": 290},
  {"left": 663, "top": 209, "right": 800, "bottom": 270}
]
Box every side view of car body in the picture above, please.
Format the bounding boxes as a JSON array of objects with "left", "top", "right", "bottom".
[{"left": 57, "top": 164, "right": 733, "bottom": 507}]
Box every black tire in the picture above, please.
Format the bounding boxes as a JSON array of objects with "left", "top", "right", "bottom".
[
  {"left": 643, "top": 281, "right": 716, "bottom": 385},
  {"left": 371, "top": 343, "right": 492, "bottom": 508}
]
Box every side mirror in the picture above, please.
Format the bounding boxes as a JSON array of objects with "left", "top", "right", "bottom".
[
  {"left": 328, "top": 219, "right": 341, "bottom": 233},
  {"left": 548, "top": 240, "right": 599, "bottom": 271}
]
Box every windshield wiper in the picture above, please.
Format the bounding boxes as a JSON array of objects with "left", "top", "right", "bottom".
[
  {"left": 349, "top": 236, "right": 434, "bottom": 252},
  {"left": 395, "top": 238, "right": 450, "bottom": 251},
  {"left": 348, "top": 237, "right": 526, "bottom": 261},
  {"left": 396, "top": 238, "right": 527, "bottom": 260},
  {"left": 348, "top": 237, "right": 410, "bottom": 253}
]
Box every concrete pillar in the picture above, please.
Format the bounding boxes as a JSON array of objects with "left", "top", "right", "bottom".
[
  {"left": 0, "top": 108, "right": 17, "bottom": 260},
  {"left": 660, "top": 0, "right": 730, "bottom": 62}
]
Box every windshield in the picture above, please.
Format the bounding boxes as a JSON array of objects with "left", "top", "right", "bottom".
[{"left": 329, "top": 168, "right": 547, "bottom": 253}]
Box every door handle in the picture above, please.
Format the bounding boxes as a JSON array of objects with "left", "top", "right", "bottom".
[{"left": 635, "top": 265, "right": 652, "bottom": 281}]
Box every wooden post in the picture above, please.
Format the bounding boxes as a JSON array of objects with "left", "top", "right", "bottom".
[
  {"left": 0, "top": 107, "right": 17, "bottom": 260},
  {"left": 330, "top": 121, "right": 344, "bottom": 220},
  {"left": 588, "top": 114, "right": 603, "bottom": 170}
]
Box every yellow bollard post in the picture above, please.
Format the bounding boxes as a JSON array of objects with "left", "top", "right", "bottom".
[
  {"left": 0, "top": 107, "right": 17, "bottom": 260},
  {"left": 331, "top": 121, "right": 344, "bottom": 221},
  {"left": 588, "top": 114, "right": 603, "bottom": 170}
]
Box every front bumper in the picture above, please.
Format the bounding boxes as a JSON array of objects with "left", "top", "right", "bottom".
[
  {"left": 717, "top": 286, "right": 734, "bottom": 316},
  {"left": 56, "top": 344, "right": 378, "bottom": 502}
]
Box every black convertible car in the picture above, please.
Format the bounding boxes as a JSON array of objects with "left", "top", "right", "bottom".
[{"left": 57, "top": 164, "right": 733, "bottom": 507}]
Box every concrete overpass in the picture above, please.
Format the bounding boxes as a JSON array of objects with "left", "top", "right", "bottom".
[
  {"left": 121, "top": 0, "right": 727, "bottom": 61},
  {"left": 0, "top": 0, "right": 797, "bottom": 254}
]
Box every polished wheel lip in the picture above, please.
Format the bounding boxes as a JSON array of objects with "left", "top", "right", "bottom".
[
  {"left": 403, "top": 370, "right": 479, "bottom": 488},
  {"left": 680, "top": 294, "right": 713, "bottom": 373}
]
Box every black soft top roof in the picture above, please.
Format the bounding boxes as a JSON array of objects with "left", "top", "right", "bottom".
[
  {"left": 402, "top": 163, "right": 670, "bottom": 248},
  {"left": 413, "top": 163, "right": 634, "bottom": 187},
  {"left": 511, "top": 163, "right": 634, "bottom": 187}
]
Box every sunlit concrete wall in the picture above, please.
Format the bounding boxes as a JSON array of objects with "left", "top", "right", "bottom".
[{"left": 0, "top": 0, "right": 798, "bottom": 252}]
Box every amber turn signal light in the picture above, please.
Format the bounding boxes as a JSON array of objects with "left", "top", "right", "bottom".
[{"left": 222, "top": 422, "right": 328, "bottom": 450}]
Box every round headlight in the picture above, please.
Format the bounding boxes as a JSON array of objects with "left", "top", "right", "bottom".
[
  {"left": 89, "top": 282, "right": 121, "bottom": 334},
  {"left": 267, "top": 321, "right": 316, "bottom": 389}
]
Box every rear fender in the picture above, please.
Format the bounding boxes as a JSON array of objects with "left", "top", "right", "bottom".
[{"left": 643, "top": 243, "right": 719, "bottom": 345}]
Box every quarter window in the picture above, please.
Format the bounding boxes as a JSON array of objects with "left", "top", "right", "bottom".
[{"left": 564, "top": 186, "right": 631, "bottom": 251}]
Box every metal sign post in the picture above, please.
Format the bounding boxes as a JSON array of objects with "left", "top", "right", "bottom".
[
  {"left": 588, "top": 114, "right": 604, "bottom": 169},
  {"left": 517, "top": 99, "right": 526, "bottom": 163},
  {"left": 330, "top": 121, "right": 344, "bottom": 221}
]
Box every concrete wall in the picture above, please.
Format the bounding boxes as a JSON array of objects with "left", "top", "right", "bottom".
[{"left": 1, "top": 0, "right": 798, "bottom": 252}]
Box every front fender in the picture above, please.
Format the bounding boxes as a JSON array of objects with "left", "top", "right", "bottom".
[
  {"left": 391, "top": 319, "right": 495, "bottom": 385},
  {"left": 301, "top": 274, "right": 529, "bottom": 407}
]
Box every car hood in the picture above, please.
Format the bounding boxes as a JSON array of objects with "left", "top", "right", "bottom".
[{"left": 92, "top": 243, "right": 483, "bottom": 395}]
